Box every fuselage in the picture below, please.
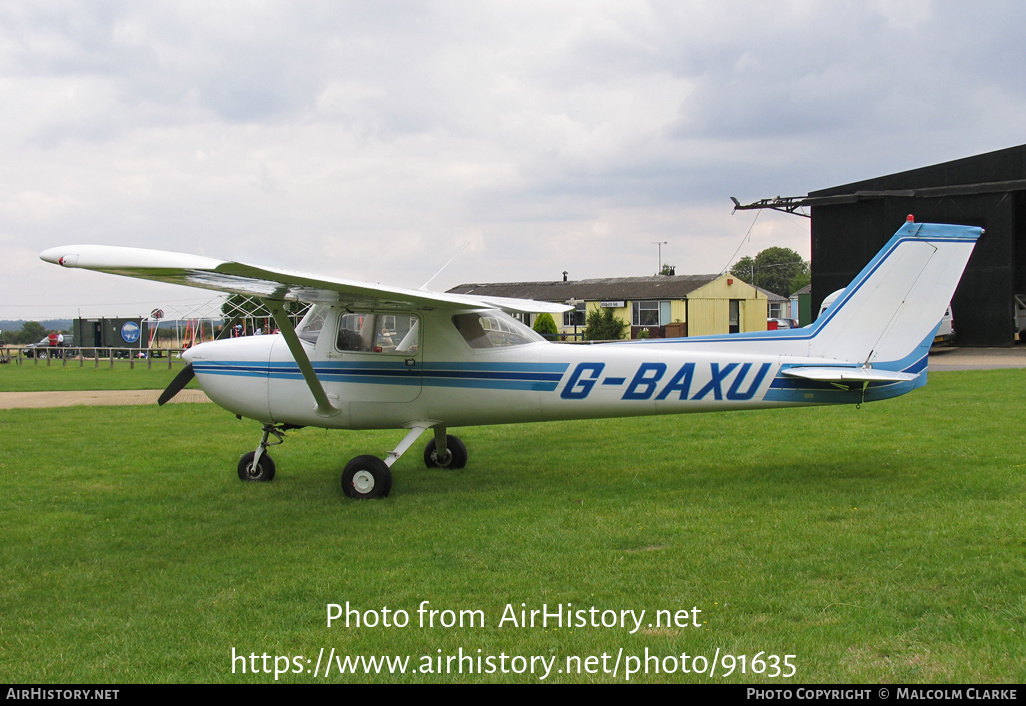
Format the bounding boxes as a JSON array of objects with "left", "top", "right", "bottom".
[{"left": 183, "top": 306, "right": 923, "bottom": 431}]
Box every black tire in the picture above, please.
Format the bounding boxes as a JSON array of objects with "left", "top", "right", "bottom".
[
  {"left": 423, "top": 435, "right": 468, "bottom": 469},
  {"left": 238, "top": 451, "right": 276, "bottom": 482},
  {"left": 342, "top": 455, "right": 392, "bottom": 499}
]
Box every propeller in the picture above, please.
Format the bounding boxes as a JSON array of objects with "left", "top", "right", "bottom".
[
  {"left": 158, "top": 314, "right": 244, "bottom": 406},
  {"left": 158, "top": 362, "right": 195, "bottom": 406}
]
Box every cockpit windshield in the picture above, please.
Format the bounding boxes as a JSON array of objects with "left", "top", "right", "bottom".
[
  {"left": 452, "top": 310, "right": 546, "bottom": 349},
  {"left": 296, "top": 304, "right": 328, "bottom": 344}
]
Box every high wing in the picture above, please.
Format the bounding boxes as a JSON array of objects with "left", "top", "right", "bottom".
[{"left": 39, "top": 244, "right": 571, "bottom": 315}]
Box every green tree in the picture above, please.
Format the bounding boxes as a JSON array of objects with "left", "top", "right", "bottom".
[
  {"left": 18, "top": 321, "right": 47, "bottom": 345},
  {"left": 730, "top": 247, "right": 809, "bottom": 297},
  {"left": 583, "top": 308, "right": 627, "bottom": 341},
  {"left": 532, "top": 312, "right": 559, "bottom": 340}
]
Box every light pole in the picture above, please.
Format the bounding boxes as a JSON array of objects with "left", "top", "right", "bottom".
[
  {"left": 652, "top": 241, "right": 667, "bottom": 274},
  {"left": 749, "top": 261, "right": 791, "bottom": 290},
  {"left": 747, "top": 261, "right": 796, "bottom": 320}
]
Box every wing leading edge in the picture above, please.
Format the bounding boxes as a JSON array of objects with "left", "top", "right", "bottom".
[{"left": 40, "top": 244, "right": 571, "bottom": 315}]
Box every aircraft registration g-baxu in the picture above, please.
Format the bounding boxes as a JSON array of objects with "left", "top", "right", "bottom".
[{"left": 42, "top": 217, "right": 981, "bottom": 499}]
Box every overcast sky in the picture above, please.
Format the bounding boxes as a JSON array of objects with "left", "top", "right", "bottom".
[{"left": 3, "top": 1, "right": 1025, "bottom": 320}]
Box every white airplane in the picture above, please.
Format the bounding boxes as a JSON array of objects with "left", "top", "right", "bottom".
[{"left": 41, "top": 216, "right": 981, "bottom": 499}]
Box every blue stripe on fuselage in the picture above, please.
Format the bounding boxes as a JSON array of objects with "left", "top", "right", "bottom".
[{"left": 191, "top": 360, "right": 569, "bottom": 392}]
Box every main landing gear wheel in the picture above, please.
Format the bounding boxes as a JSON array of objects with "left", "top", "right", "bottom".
[
  {"left": 238, "top": 451, "right": 276, "bottom": 482},
  {"left": 342, "top": 455, "right": 393, "bottom": 499},
  {"left": 423, "top": 435, "right": 467, "bottom": 469}
]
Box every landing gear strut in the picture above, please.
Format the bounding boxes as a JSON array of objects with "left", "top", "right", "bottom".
[{"left": 340, "top": 424, "right": 468, "bottom": 500}]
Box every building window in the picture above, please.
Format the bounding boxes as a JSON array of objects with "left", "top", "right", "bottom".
[
  {"left": 563, "top": 303, "right": 586, "bottom": 327},
  {"left": 632, "top": 301, "right": 670, "bottom": 326}
]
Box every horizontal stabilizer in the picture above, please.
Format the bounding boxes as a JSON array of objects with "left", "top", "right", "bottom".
[{"left": 781, "top": 367, "right": 919, "bottom": 383}]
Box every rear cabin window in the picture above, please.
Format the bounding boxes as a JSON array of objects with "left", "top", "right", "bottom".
[{"left": 452, "top": 311, "right": 545, "bottom": 348}]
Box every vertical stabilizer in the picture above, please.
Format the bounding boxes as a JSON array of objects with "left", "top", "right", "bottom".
[{"left": 807, "top": 219, "right": 981, "bottom": 368}]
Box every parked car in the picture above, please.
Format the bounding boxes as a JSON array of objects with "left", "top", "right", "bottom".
[
  {"left": 1015, "top": 294, "right": 1026, "bottom": 339},
  {"left": 22, "top": 334, "right": 76, "bottom": 358},
  {"left": 934, "top": 305, "right": 955, "bottom": 345},
  {"left": 766, "top": 318, "right": 798, "bottom": 330}
]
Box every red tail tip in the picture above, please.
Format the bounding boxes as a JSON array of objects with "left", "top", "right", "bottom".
[{"left": 906, "top": 214, "right": 915, "bottom": 222}]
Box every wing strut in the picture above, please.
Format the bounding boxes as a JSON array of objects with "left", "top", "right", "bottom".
[{"left": 264, "top": 299, "right": 341, "bottom": 418}]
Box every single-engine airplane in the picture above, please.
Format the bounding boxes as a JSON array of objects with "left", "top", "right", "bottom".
[{"left": 41, "top": 216, "right": 981, "bottom": 499}]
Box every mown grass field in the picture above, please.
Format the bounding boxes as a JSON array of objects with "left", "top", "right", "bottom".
[
  {"left": 0, "top": 369, "right": 1023, "bottom": 683},
  {"left": 1, "top": 357, "right": 192, "bottom": 392}
]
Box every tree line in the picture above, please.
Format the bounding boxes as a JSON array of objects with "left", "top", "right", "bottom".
[
  {"left": 1, "top": 321, "right": 70, "bottom": 346},
  {"left": 729, "top": 246, "right": 809, "bottom": 298}
]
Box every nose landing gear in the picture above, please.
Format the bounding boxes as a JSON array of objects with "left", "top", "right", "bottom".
[{"left": 237, "top": 423, "right": 291, "bottom": 482}]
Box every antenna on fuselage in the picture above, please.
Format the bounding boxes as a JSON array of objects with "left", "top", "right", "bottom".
[{"left": 419, "top": 242, "right": 470, "bottom": 291}]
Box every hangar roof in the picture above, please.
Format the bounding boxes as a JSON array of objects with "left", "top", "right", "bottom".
[{"left": 802, "top": 143, "right": 1026, "bottom": 211}]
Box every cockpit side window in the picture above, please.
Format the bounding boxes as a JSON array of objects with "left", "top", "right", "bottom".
[{"left": 337, "top": 313, "right": 420, "bottom": 354}]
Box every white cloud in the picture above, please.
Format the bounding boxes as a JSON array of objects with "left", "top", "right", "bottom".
[{"left": 1, "top": 1, "right": 1024, "bottom": 318}]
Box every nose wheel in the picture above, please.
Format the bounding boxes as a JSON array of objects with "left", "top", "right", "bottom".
[
  {"left": 237, "top": 423, "right": 289, "bottom": 482},
  {"left": 238, "top": 451, "right": 276, "bottom": 482}
]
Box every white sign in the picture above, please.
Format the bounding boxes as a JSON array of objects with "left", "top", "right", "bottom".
[{"left": 120, "top": 321, "right": 141, "bottom": 344}]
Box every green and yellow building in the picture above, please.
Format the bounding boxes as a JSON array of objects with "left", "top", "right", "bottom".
[{"left": 449, "top": 273, "right": 777, "bottom": 339}]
